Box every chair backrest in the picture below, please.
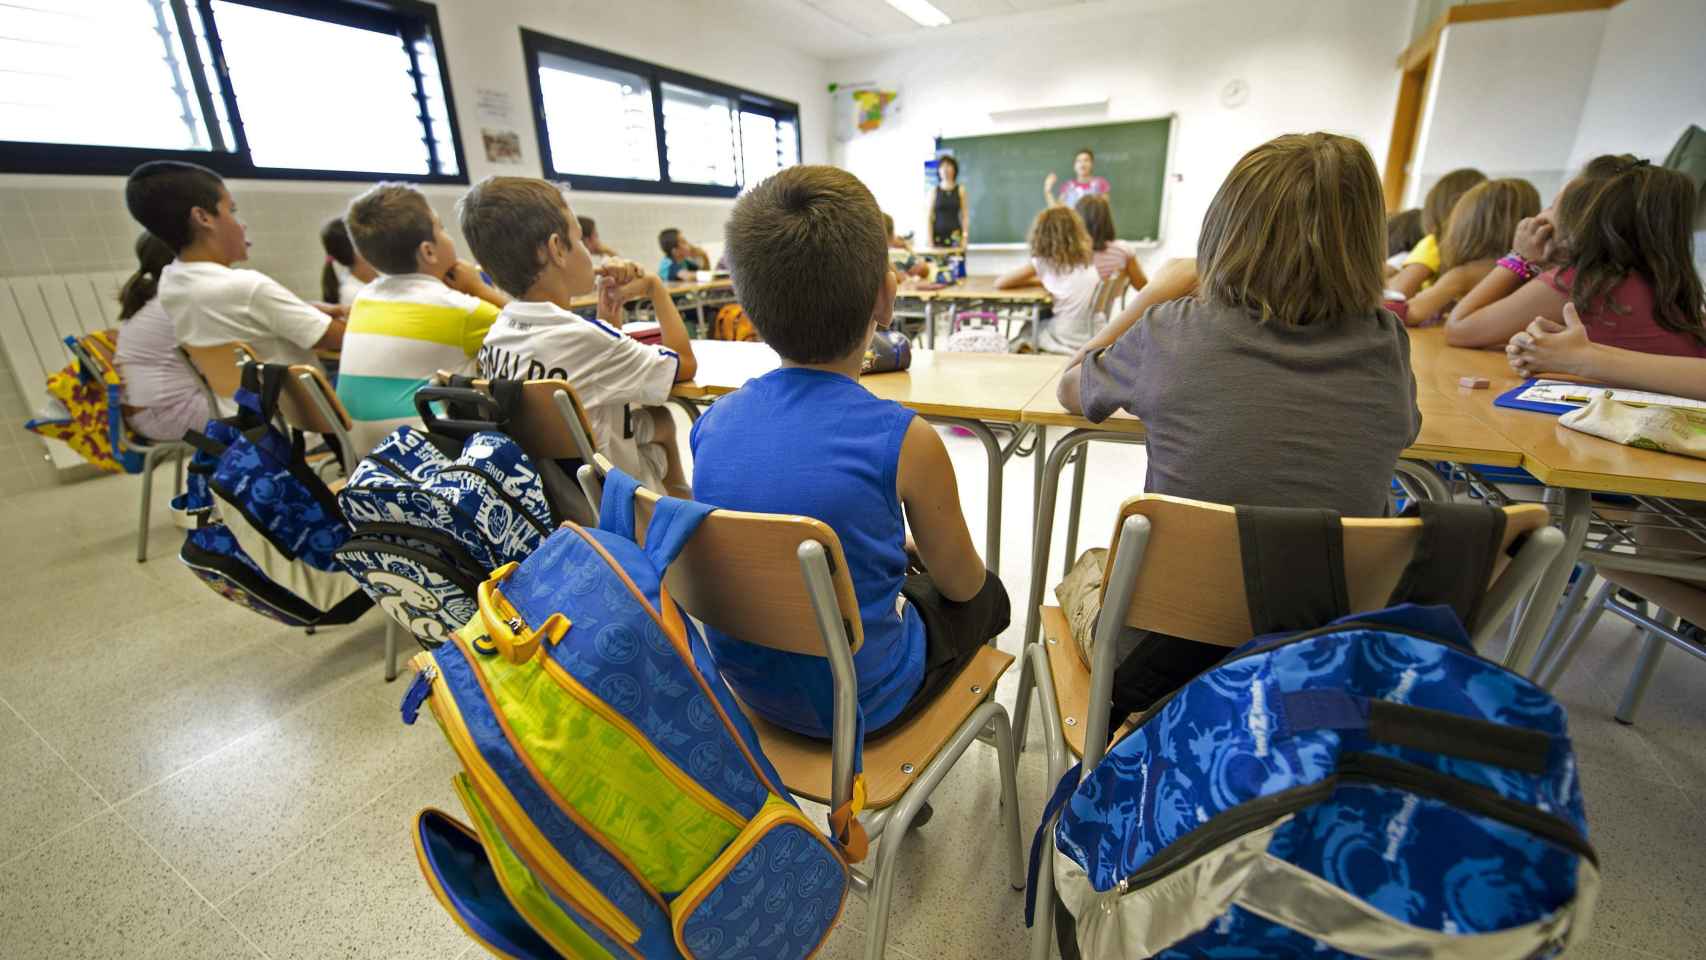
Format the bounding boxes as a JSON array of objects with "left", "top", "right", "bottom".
[
  {"left": 629, "top": 481, "right": 865, "bottom": 657},
  {"left": 1100, "top": 495, "right": 1554, "bottom": 648},
  {"left": 466, "top": 377, "right": 598, "bottom": 464},
  {"left": 181, "top": 341, "right": 257, "bottom": 401},
  {"left": 1089, "top": 272, "right": 1131, "bottom": 321},
  {"left": 277, "top": 365, "right": 350, "bottom": 435}
]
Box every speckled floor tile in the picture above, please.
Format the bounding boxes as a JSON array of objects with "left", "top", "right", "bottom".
[
  {"left": 138, "top": 912, "right": 266, "bottom": 960},
  {"left": 1574, "top": 764, "right": 1706, "bottom": 957},
  {"left": 117, "top": 669, "right": 441, "bottom": 901},
  {"left": 223, "top": 751, "right": 468, "bottom": 960},
  {"left": 0, "top": 810, "right": 207, "bottom": 960},
  {"left": 1565, "top": 937, "right": 1670, "bottom": 958},
  {"left": 0, "top": 697, "right": 29, "bottom": 751},
  {"left": 0, "top": 733, "right": 108, "bottom": 864}
]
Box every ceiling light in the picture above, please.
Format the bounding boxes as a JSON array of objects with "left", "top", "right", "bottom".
[{"left": 884, "top": 0, "right": 952, "bottom": 27}]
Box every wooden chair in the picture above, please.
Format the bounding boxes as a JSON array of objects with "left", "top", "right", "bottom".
[
  {"left": 1087, "top": 271, "right": 1131, "bottom": 325},
  {"left": 458, "top": 376, "right": 600, "bottom": 526},
  {"left": 277, "top": 364, "right": 359, "bottom": 473},
  {"left": 597, "top": 469, "right": 1026, "bottom": 960},
  {"left": 180, "top": 341, "right": 258, "bottom": 411},
  {"left": 1019, "top": 495, "right": 1563, "bottom": 960},
  {"left": 63, "top": 335, "right": 192, "bottom": 563}
]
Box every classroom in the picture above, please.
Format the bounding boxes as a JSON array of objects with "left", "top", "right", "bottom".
[{"left": 2, "top": 0, "right": 1704, "bottom": 957}]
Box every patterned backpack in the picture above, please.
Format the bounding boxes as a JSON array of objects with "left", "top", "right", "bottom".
[
  {"left": 1030, "top": 506, "right": 1598, "bottom": 960},
  {"left": 711, "top": 303, "right": 760, "bottom": 342},
  {"left": 177, "top": 363, "right": 371, "bottom": 627},
  {"left": 403, "top": 468, "right": 857, "bottom": 960},
  {"left": 336, "top": 384, "right": 556, "bottom": 647},
  {"left": 24, "top": 330, "right": 141, "bottom": 474}
]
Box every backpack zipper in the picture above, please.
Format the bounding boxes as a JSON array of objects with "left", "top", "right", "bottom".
[{"left": 1108, "top": 751, "right": 1594, "bottom": 896}]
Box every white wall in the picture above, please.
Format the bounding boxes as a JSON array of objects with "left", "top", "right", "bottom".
[
  {"left": 829, "top": 0, "right": 1411, "bottom": 272},
  {"left": 0, "top": 0, "right": 831, "bottom": 297},
  {"left": 1568, "top": 0, "right": 1706, "bottom": 171},
  {"left": 1406, "top": 10, "right": 1608, "bottom": 209}
]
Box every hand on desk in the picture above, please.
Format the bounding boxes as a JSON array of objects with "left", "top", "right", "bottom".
[{"left": 1506, "top": 302, "right": 1586, "bottom": 379}]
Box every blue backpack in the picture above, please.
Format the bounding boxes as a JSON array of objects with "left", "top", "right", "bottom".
[
  {"left": 1031, "top": 506, "right": 1597, "bottom": 960},
  {"left": 178, "top": 363, "right": 370, "bottom": 628},
  {"left": 337, "top": 385, "right": 556, "bottom": 646},
  {"left": 402, "top": 468, "right": 856, "bottom": 960}
]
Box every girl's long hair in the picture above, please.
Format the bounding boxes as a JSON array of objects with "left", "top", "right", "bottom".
[
  {"left": 1439, "top": 178, "right": 1541, "bottom": 272},
  {"left": 118, "top": 232, "right": 176, "bottom": 321},
  {"left": 320, "top": 217, "right": 356, "bottom": 303}
]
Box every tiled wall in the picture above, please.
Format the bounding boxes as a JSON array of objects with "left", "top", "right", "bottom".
[{"left": 0, "top": 175, "right": 737, "bottom": 490}]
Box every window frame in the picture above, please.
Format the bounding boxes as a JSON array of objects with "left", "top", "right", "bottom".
[
  {"left": 521, "top": 29, "right": 802, "bottom": 199},
  {"left": 0, "top": 0, "right": 469, "bottom": 183}
]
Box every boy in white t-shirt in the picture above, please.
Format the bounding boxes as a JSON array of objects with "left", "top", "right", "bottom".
[
  {"left": 459, "top": 177, "right": 698, "bottom": 493},
  {"left": 125, "top": 162, "right": 344, "bottom": 378}
]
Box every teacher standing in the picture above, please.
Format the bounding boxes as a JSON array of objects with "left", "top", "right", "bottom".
[
  {"left": 927, "top": 154, "right": 969, "bottom": 249},
  {"left": 1044, "top": 148, "right": 1111, "bottom": 207}
]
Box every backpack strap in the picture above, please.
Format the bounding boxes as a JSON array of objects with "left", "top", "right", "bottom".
[
  {"left": 1277, "top": 688, "right": 1553, "bottom": 773},
  {"left": 1235, "top": 506, "right": 1350, "bottom": 635},
  {"left": 1387, "top": 501, "right": 1508, "bottom": 629},
  {"left": 596, "top": 467, "right": 716, "bottom": 570}
]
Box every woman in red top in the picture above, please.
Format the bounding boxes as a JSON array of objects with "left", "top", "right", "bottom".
[{"left": 1444, "top": 156, "right": 1705, "bottom": 358}]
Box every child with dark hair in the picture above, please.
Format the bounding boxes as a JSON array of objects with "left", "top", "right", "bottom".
[
  {"left": 578, "top": 216, "right": 619, "bottom": 265},
  {"left": 694, "top": 164, "right": 1010, "bottom": 739},
  {"left": 465, "top": 177, "right": 696, "bottom": 493},
  {"left": 113, "top": 232, "right": 210, "bottom": 441},
  {"left": 1447, "top": 156, "right": 1705, "bottom": 356},
  {"left": 319, "top": 217, "right": 377, "bottom": 305},
  {"left": 337, "top": 182, "right": 510, "bottom": 453},
  {"left": 1386, "top": 208, "right": 1424, "bottom": 261},
  {"left": 126, "top": 161, "right": 344, "bottom": 379},
  {"left": 1075, "top": 193, "right": 1149, "bottom": 290},
  {"left": 656, "top": 227, "right": 710, "bottom": 281},
  {"left": 1402, "top": 178, "right": 1540, "bottom": 326}
]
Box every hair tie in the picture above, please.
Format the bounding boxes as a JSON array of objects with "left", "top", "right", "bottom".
[
  {"left": 325, "top": 255, "right": 335, "bottom": 264},
  {"left": 1617, "top": 158, "right": 1651, "bottom": 175}
]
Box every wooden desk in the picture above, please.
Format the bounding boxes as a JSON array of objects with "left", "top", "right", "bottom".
[
  {"left": 914, "top": 275, "right": 1052, "bottom": 349},
  {"left": 670, "top": 341, "right": 1064, "bottom": 570},
  {"left": 567, "top": 278, "right": 736, "bottom": 316}
]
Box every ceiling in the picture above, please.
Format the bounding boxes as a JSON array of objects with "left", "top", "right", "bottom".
[{"left": 730, "top": 0, "right": 1098, "bottom": 60}]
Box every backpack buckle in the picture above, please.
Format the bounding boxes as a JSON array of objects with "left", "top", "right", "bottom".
[{"left": 478, "top": 562, "right": 570, "bottom": 664}]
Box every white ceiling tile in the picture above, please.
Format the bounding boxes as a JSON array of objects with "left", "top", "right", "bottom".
[
  {"left": 933, "top": 0, "right": 1017, "bottom": 20},
  {"left": 1004, "top": 0, "right": 1083, "bottom": 11}
]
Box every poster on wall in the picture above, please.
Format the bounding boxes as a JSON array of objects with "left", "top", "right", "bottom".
[
  {"left": 475, "top": 88, "right": 524, "bottom": 165},
  {"left": 829, "top": 82, "right": 900, "bottom": 141}
]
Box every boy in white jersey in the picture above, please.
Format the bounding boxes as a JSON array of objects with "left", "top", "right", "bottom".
[
  {"left": 459, "top": 177, "right": 697, "bottom": 493},
  {"left": 125, "top": 161, "right": 345, "bottom": 389},
  {"left": 339, "top": 182, "right": 510, "bottom": 454}
]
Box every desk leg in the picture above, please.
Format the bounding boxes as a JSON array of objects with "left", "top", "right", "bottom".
[
  {"left": 1504, "top": 487, "right": 1591, "bottom": 676},
  {"left": 1032, "top": 424, "right": 1046, "bottom": 511},
  {"left": 925, "top": 299, "right": 936, "bottom": 350},
  {"left": 1063, "top": 446, "right": 1087, "bottom": 578},
  {"left": 1030, "top": 302, "right": 1042, "bottom": 351},
  {"left": 928, "top": 416, "right": 1003, "bottom": 575}
]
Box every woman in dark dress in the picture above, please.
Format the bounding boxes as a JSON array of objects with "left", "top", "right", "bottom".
[{"left": 927, "top": 155, "right": 969, "bottom": 249}]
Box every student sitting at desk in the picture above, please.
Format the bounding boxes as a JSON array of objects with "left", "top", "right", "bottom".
[
  {"left": 578, "top": 216, "right": 619, "bottom": 266},
  {"left": 1057, "top": 132, "right": 1420, "bottom": 728},
  {"left": 1076, "top": 194, "right": 1148, "bottom": 290},
  {"left": 1510, "top": 304, "right": 1706, "bottom": 401},
  {"left": 463, "top": 177, "right": 696, "bottom": 494},
  {"left": 126, "top": 161, "right": 346, "bottom": 383},
  {"left": 338, "top": 182, "right": 511, "bottom": 454},
  {"left": 884, "top": 212, "right": 930, "bottom": 279},
  {"left": 1400, "top": 177, "right": 1539, "bottom": 327},
  {"left": 1388, "top": 167, "right": 1485, "bottom": 298},
  {"left": 320, "top": 217, "right": 377, "bottom": 306},
  {"left": 692, "top": 164, "right": 1010, "bottom": 740},
  {"left": 657, "top": 227, "right": 710, "bottom": 281},
  {"left": 1446, "top": 157, "right": 1706, "bottom": 359},
  {"left": 995, "top": 206, "right": 1101, "bottom": 355},
  {"left": 113, "top": 232, "right": 210, "bottom": 442}
]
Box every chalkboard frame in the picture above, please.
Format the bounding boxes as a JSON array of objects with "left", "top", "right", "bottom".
[{"left": 936, "top": 113, "right": 1176, "bottom": 249}]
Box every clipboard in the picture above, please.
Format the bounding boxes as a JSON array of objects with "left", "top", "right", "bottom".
[{"left": 1493, "top": 379, "right": 1580, "bottom": 416}]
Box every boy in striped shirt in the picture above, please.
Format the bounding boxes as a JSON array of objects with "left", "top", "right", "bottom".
[{"left": 338, "top": 183, "right": 510, "bottom": 455}]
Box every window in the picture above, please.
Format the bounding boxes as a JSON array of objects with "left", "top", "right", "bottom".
[
  {"left": 523, "top": 30, "right": 801, "bottom": 198},
  {"left": 0, "top": 0, "right": 465, "bottom": 182}
]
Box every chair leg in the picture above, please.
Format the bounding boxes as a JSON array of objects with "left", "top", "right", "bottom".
[
  {"left": 1614, "top": 612, "right": 1676, "bottom": 726},
  {"left": 986, "top": 709, "right": 1026, "bottom": 891},
  {"left": 862, "top": 701, "right": 1010, "bottom": 960},
  {"left": 385, "top": 620, "right": 401, "bottom": 682},
  {"left": 1530, "top": 564, "right": 1595, "bottom": 680},
  {"left": 1013, "top": 644, "right": 1035, "bottom": 755},
  {"left": 1062, "top": 447, "right": 1088, "bottom": 580},
  {"left": 137, "top": 447, "right": 160, "bottom": 563},
  {"left": 1028, "top": 808, "right": 1061, "bottom": 960},
  {"left": 172, "top": 446, "right": 185, "bottom": 494},
  {"left": 1538, "top": 579, "right": 1615, "bottom": 690}
]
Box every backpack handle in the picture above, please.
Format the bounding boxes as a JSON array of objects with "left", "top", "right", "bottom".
[
  {"left": 477, "top": 562, "right": 570, "bottom": 664},
  {"left": 414, "top": 385, "right": 508, "bottom": 439}
]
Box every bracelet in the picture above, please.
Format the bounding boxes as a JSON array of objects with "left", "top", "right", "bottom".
[{"left": 1497, "top": 252, "right": 1539, "bottom": 281}]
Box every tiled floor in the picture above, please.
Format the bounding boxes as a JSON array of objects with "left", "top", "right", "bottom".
[{"left": 1, "top": 426, "right": 1701, "bottom": 959}]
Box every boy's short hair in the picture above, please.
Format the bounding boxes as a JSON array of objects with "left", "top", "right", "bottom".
[
  {"left": 577, "top": 215, "right": 596, "bottom": 240},
  {"left": 345, "top": 183, "right": 436, "bottom": 276},
  {"left": 1076, "top": 148, "right": 1095, "bottom": 161},
  {"left": 457, "top": 176, "right": 571, "bottom": 297},
  {"left": 1422, "top": 167, "right": 1487, "bottom": 236},
  {"left": 725, "top": 165, "right": 888, "bottom": 363},
  {"left": 125, "top": 161, "right": 224, "bottom": 252},
  {"left": 658, "top": 228, "right": 682, "bottom": 256},
  {"left": 882, "top": 213, "right": 895, "bottom": 236},
  {"left": 1196, "top": 132, "right": 1384, "bottom": 327}
]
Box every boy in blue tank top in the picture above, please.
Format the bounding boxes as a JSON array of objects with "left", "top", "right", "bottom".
[{"left": 690, "top": 165, "right": 1011, "bottom": 739}]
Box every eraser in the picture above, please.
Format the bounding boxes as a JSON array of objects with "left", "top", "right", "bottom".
[{"left": 1458, "top": 376, "right": 1490, "bottom": 390}]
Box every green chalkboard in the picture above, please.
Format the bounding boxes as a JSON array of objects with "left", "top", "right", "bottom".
[{"left": 940, "top": 117, "right": 1172, "bottom": 246}]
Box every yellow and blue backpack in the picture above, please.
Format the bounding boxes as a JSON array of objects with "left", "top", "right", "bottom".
[{"left": 403, "top": 468, "right": 859, "bottom": 959}]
